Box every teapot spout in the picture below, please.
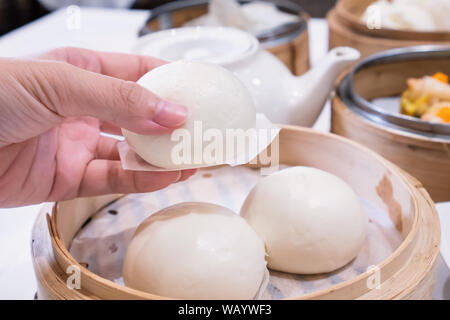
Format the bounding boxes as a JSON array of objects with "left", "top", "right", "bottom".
[{"left": 289, "top": 47, "right": 360, "bottom": 127}]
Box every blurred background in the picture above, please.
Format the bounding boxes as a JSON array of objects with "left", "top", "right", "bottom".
[{"left": 0, "top": 0, "right": 336, "bottom": 36}]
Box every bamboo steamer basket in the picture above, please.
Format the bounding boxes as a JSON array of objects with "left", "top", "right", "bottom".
[
  {"left": 328, "top": 0, "right": 450, "bottom": 60},
  {"left": 31, "top": 126, "right": 440, "bottom": 300},
  {"left": 332, "top": 46, "right": 450, "bottom": 202},
  {"left": 138, "top": 0, "right": 310, "bottom": 76}
]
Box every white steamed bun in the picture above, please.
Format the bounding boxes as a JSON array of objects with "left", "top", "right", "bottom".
[
  {"left": 122, "top": 61, "right": 256, "bottom": 169},
  {"left": 241, "top": 166, "right": 366, "bottom": 274},
  {"left": 123, "top": 202, "right": 268, "bottom": 299}
]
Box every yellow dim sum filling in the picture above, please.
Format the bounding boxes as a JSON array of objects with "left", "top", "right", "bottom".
[{"left": 400, "top": 72, "right": 450, "bottom": 123}]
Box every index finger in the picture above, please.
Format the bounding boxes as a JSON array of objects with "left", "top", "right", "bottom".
[{"left": 34, "top": 47, "right": 166, "bottom": 81}]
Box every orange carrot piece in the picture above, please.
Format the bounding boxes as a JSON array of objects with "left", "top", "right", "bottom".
[
  {"left": 432, "top": 72, "right": 449, "bottom": 83},
  {"left": 437, "top": 106, "right": 450, "bottom": 122}
]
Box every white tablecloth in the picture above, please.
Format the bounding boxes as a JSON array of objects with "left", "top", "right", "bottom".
[{"left": 0, "top": 7, "right": 448, "bottom": 300}]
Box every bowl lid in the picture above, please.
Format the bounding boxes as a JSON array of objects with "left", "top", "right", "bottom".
[
  {"left": 338, "top": 45, "right": 450, "bottom": 140},
  {"left": 132, "top": 26, "right": 259, "bottom": 66}
]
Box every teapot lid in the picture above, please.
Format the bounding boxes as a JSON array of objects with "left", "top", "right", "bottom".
[{"left": 131, "top": 26, "right": 259, "bottom": 66}]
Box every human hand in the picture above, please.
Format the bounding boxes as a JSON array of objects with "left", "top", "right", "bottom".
[{"left": 0, "top": 47, "right": 196, "bottom": 207}]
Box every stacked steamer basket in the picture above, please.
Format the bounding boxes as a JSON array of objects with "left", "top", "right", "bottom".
[
  {"left": 328, "top": 0, "right": 450, "bottom": 60},
  {"left": 138, "top": 0, "right": 310, "bottom": 75},
  {"left": 332, "top": 46, "right": 450, "bottom": 202},
  {"left": 32, "top": 126, "right": 440, "bottom": 300}
]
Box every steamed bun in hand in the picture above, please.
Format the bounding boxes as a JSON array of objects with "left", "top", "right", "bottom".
[
  {"left": 241, "top": 166, "right": 366, "bottom": 274},
  {"left": 123, "top": 202, "right": 268, "bottom": 299},
  {"left": 122, "top": 61, "right": 256, "bottom": 169}
]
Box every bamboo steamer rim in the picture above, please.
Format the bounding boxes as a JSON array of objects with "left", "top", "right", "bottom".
[
  {"left": 331, "top": 97, "right": 450, "bottom": 202},
  {"left": 338, "top": 45, "right": 450, "bottom": 140},
  {"left": 336, "top": 83, "right": 450, "bottom": 145},
  {"left": 36, "top": 126, "right": 440, "bottom": 300},
  {"left": 48, "top": 203, "right": 166, "bottom": 300},
  {"left": 335, "top": 0, "right": 450, "bottom": 41},
  {"left": 327, "top": 8, "right": 450, "bottom": 52}
]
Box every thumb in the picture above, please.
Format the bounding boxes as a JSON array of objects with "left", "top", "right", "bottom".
[{"left": 32, "top": 60, "right": 187, "bottom": 135}]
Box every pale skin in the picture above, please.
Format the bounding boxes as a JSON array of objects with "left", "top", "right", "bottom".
[{"left": 0, "top": 47, "right": 197, "bottom": 208}]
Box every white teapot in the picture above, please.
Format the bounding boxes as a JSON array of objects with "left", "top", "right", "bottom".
[{"left": 131, "top": 27, "right": 360, "bottom": 127}]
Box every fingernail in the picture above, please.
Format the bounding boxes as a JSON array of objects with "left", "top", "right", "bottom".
[{"left": 153, "top": 100, "right": 188, "bottom": 127}]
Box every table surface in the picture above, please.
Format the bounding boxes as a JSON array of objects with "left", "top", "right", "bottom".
[{"left": 0, "top": 7, "right": 448, "bottom": 300}]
